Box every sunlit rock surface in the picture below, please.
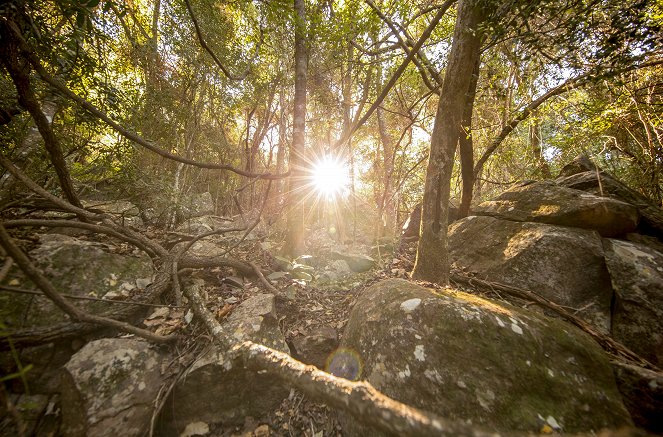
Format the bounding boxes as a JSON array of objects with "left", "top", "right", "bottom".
[
  {"left": 449, "top": 215, "right": 613, "bottom": 333},
  {"left": 474, "top": 180, "right": 639, "bottom": 237},
  {"left": 339, "top": 279, "right": 631, "bottom": 435},
  {"left": 604, "top": 239, "right": 663, "bottom": 366}
]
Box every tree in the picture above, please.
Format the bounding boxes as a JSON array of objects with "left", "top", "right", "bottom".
[
  {"left": 412, "top": 0, "right": 485, "bottom": 284},
  {"left": 284, "top": 0, "right": 308, "bottom": 257}
]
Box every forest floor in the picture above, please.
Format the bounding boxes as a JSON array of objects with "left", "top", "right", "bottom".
[{"left": 185, "top": 238, "right": 419, "bottom": 437}]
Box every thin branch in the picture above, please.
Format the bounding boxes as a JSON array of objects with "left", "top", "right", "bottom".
[
  {"left": 364, "top": 0, "right": 443, "bottom": 92},
  {"left": 474, "top": 58, "right": 663, "bottom": 178},
  {"left": 0, "top": 222, "right": 176, "bottom": 344},
  {"left": 184, "top": 0, "right": 254, "bottom": 81}
]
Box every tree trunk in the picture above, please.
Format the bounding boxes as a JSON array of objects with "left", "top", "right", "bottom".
[
  {"left": 458, "top": 58, "right": 481, "bottom": 218},
  {"left": 412, "top": 0, "right": 485, "bottom": 284},
  {"left": 284, "top": 0, "right": 308, "bottom": 257}
]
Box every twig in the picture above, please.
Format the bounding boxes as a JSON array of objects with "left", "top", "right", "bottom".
[
  {"left": 0, "top": 285, "right": 182, "bottom": 309},
  {"left": 0, "top": 257, "right": 13, "bottom": 283}
]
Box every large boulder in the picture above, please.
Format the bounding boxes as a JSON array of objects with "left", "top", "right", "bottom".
[
  {"left": 474, "top": 181, "right": 639, "bottom": 237},
  {"left": 557, "top": 170, "right": 663, "bottom": 240},
  {"left": 449, "top": 215, "right": 614, "bottom": 333},
  {"left": 603, "top": 239, "right": 663, "bottom": 366},
  {"left": 60, "top": 338, "right": 167, "bottom": 437},
  {"left": 339, "top": 279, "right": 632, "bottom": 435},
  {"left": 161, "top": 293, "right": 290, "bottom": 434},
  {"left": 1, "top": 234, "right": 153, "bottom": 328}
]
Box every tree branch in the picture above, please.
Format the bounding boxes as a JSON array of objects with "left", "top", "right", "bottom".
[
  {"left": 332, "top": 0, "right": 456, "bottom": 150},
  {"left": 473, "top": 58, "right": 663, "bottom": 179}
]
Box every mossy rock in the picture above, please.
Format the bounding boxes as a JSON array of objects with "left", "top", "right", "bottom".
[{"left": 339, "top": 279, "right": 632, "bottom": 435}]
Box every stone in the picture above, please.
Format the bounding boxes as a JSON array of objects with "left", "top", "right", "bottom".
[
  {"left": 449, "top": 215, "right": 614, "bottom": 333},
  {"left": 474, "top": 181, "right": 639, "bottom": 237},
  {"left": 557, "top": 170, "right": 663, "bottom": 240},
  {"left": 290, "top": 326, "right": 339, "bottom": 369},
  {"left": 176, "top": 215, "right": 231, "bottom": 235},
  {"left": 82, "top": 200, "right": 143, "bottom": 228},
  {"left": 161, "top": 294, "right": 290, "bottom": 434},
  {"left": 0, "top": 393, "right": 52, "bottom": 436},
  {"left": 329, "top": 251, "right": 375, "bottom": 273},
  {"left": 60, "top": 338, "right": 167, "bottom": 437},
  {"left": 603, "top": 239, "right": 663, "bottom": 366},
  {"left": 612, "top": 361, "right": 663, "bottom": 434},
  {"left": 1, "top": 234, "right": 153, "bottom": 328},
  {"left": 182, "top": 192, "right": 215, "bottom": 218},
  {"left": 339, "top": 279, "right": 632, "bottom": 435}
]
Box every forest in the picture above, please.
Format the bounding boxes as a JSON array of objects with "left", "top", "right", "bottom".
[{"left": 1, "top": 0, "right": 662, "bottom": 436}]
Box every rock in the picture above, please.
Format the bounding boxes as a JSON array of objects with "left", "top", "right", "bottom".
[
  {"left": 603, "top": 239, "right": 663, "bottom": 366},
  {"left": 612, "top": 361, "right": 663, "bottom": 434},
  {"left": 0, "top": 393, "right": 54, "bottom": 436},
  {"left": 82, "top": 199, "right": 143, "bottom": 228},
  {"left": 339, "top": 279, "right": 632, "bottom": 435},
  {"left": 449, "top": 215, "right": 614, "bottom": 333},
  {"left": 474, "top": 181, "right": 639, "bottom": 237},
  {"left": 173, "top": 239, "right": 225, "bottom": 257},
  {"left": 401, "top": 203, "right": 460, "bottom": 240},
  {"left": 401, "top": 203, "right": 422, "bottom": 239},
  {"left": 321, "top": 259, "right": 353, "bottom": 281},
  {"left": 180, "top": 192, "right": 215, "bottom": 218},
  {"left": 60, "top": 338, "right": 167, "bottom": 437},
  {"left": 176, "top": 215, "right": 231, "bottom": 235},
  {"left": 329, "top": 251, "right": 375, "bottom": 272},
  {"left": 161, "top": 294, "right": 290, "bottom": 434},
  {"left": 1, "top": 234, "right": 153, "bottom": 328},
  {"left": 290, "top": 326, "right": 339, "bottom": 369},
  {"left": 557, "top": 170, "right": 663, "bottom": 240}
]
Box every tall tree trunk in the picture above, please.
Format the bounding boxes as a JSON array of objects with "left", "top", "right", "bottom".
[
  {"left": 458, "top": 58, "right": 481, "bottom": 218},
  {"left": 284, "top": 0, "right": 308, "bottom": 257},
  {"left": 412, "top": 0, "right": 485, "bottom": 284}
]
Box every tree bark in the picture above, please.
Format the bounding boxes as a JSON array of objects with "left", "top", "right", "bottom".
[
  {"left": 458, "top": 58, "right": 481, "bottom": 218},
  {"left": 412, "top": 0, "right": 485, "bottom": 284},
  {"left": 284, "top": 0, "right": 308, "bottom": 257}
]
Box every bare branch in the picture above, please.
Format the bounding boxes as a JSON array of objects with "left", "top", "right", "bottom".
[{"left": 184, "top": 0, "right": 256, "bottom": 81}]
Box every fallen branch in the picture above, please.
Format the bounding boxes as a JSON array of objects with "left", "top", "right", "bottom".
[{"left": 180, "top": 270, "right": 497, "bottom": 437}]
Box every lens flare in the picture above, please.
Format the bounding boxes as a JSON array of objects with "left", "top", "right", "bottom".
[
  {"left": 326, "top": 348, "right": 363, "bottom": 381},
  {"left": 310, "top": 155, "right": 350, "bottom": 198}
]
